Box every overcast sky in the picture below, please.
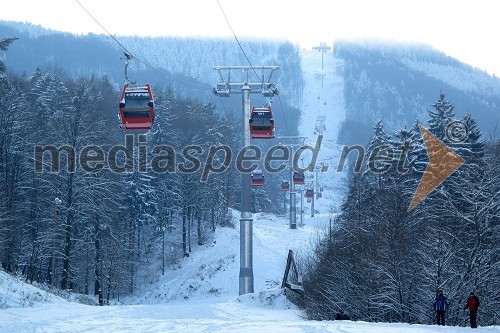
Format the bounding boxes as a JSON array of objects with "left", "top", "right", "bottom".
[{"left": 2, "top": 0, "right": 499, "bottom": 76}]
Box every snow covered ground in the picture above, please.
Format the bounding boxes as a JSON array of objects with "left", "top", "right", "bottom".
[
  {"left": 1, "top": 214, "right": 498, "bottom": 332},
  {"left": 126, "top": 211, "right": 323, "bottom": 304},
  {"left": 0, "top": 270, "right": 67, "bottom": 309},
  {"left": 297, "top": 48, "right": 348, "bottom": 215},
  {"left": 1, "top": 48, "right": 499, "bottom": 332},
  {"left": 4, "top": 297, "right": 499, "bottom": 333},
  {"left": 1, "top": 215, "right": 498, "bottom": 332}
]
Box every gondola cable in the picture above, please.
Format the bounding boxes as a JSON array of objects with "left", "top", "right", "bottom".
[
  {"left": 75, "top": 0, "right": 294, "bottom": 135},
  {"left": 216, "top": 0, "right": 262, "bottom": 83},
  {"left": 216, "top": 0, "right": 292, "bottom": 137},
  {"left": 73, "top": 0, "right": 212, "bottom": 90},
  {"left": 74, "top": 0, "right": 132, "bottom": 56},
  {"left": 277, "top": 93, "right": 291, "bottom": 137}
]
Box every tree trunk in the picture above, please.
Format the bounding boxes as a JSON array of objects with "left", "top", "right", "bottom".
[
  {"left": 107, "top": 237, "right": 111, "bottom": 304},
  {"left": 99, "top": 228, "right": 104, "bottom": 305},
  {"left": 94, "top": 220, "right": 102, "bottom": 303},
  {"left": 61, "top": 174, "right": 74, "bottom": 290},
  {"left": 188, "top": 205, "right": 192, "bottom": 253},
  {"left": 211, "top": 201, "right": 215, "bottom": 233},
  {"left": 60, "top": 215, "right": 72, "bottom": 290},
  {"left": 162, "top": 224, "right": 165, "bottom": 275},
  {"left": 182, "top": 205, "right": 187, "bottom": 256},
  {"left": 26, "top": 223, "right": 38, "bottom": 283},
  {"left": 197, "top": 207, "right": 203, "bottom": 245},
  {"left": 84, "top": 234, "right": 89, "bottom": 295},
  {"left": 129, "top": 219, "right": 135, "bottom": 294}
]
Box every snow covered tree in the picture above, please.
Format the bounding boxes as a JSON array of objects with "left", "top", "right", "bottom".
[
  {"left": 0, "top": 37, "right": 17, "bottom": 75},
  {"left": 427, "top": 91, "right": 455, "bottom": 140},
  {"left": 301, "top": 92, "right": 499, "bottom": 325}
]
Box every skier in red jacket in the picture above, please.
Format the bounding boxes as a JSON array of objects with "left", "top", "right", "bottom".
[{"left": 464, "top": 292, "right": 480, "bottom": 328}]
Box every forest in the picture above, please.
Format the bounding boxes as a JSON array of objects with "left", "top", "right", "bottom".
[
  {"left": 334, "top": 40, "right": 500, "bottom": 146},
  {"left": 301, "top": 92, "right": 500, "bottom": 325},
  {"left": 0, "top": 33, "right": 302, "bottom": 304}
]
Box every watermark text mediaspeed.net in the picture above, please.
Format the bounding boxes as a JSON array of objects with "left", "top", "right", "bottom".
[{"left": 34, "top": 120, "right": 468, "bottom": 211}]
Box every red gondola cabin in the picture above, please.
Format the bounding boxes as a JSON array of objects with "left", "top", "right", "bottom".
[
  {"left": 281, "top": 180, "right": 290, "bottom": 191},
  {"left": 249, "top": 106, "right": 275, "bottom": 139},
  {"left": 305, "top": 189, "right": 314, "bottom": 199},
  {"left": 292, "top": 171, "right": 305, "bottom": 185},
  {"left": 251, "top": 170, "right": 265, "bottom": 186},
  {"left": 119, "top": 84, "right": 155, "bottom": 130}
]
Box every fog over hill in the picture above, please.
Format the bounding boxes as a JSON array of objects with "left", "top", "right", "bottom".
[{"left": 334, "top": 40, "right": 500, "bottom": 145}]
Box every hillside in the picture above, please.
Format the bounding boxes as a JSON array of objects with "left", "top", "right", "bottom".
[
  {"left": 335, "top": 40, "right": 500, "bottom": 145},
  {"left": 0, "top": 20, "right": 303, "bottom": 108},
  {"left": 0, "top": 270, "right": 66, "bottom": 308},
  {"left": 297, "top": 48, "right": 347, "bottom": 214},
  {"left": 1, "top": 213, "right": 499, "bottom": 332},
  {"left": 124, "top": 211, "right": 321, "bottom": 304}
]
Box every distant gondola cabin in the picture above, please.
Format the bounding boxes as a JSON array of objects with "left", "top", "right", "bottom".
[
  {"left": 292, "top": 171, "right": 305, "bottom": 185},
  {"left": 281, "top": 180, "right": 290, "bottom": 191},
  {"left": 251, "top": 170, "right": 265, "bottom": 186}
]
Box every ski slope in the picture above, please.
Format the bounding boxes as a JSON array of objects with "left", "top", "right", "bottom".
[
  {"left": 2, "top": 198, "right": 496, "bottom": 332},
  {"left": 1, "top": 49, "right": 499, "bottom": 332},
  {"left": 0, "top": 212, "right": 323, "bottom": 332},
  {"left": 125, "top": 211, "right": 322, "bottom": 304},
  {"left": 3, "top": 297, "right": 498, "bottom": 333},
  {"left": 297, "top": 48, "right": 348, "bottom": 215},
  {"left": 1, "top": 214, "right": 498, "bottom": 332}
]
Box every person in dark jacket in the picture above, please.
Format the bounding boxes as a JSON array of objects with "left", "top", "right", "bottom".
[
  {"left": 335, "top": 311, "right": 350, "bottom": 320},
  {"left": 464, "top": 292, "right": 480, "bottom": 328},
  {"left": 434, "top": 290, "right": 450, "bottom": 326}
]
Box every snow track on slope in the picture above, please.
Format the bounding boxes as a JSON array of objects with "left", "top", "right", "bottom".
[{"left": 298, "top": 49, "right": 347, "bottom": 215}]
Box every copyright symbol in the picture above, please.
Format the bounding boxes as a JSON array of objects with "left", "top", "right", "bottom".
[{"left": 445, "top": 120, "right": 469, "bottom": 143}]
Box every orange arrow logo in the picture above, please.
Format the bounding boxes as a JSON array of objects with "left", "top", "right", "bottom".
[{"left": 408, "top": 126, "right": 464, "bottom": 211}]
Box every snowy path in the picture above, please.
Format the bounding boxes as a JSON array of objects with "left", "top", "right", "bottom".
[
  {"left": 0, "top": 214, "right": 327, "bottom": 333},
  {"left": 3, "top": 215, "right": 494, "bottom": 333},
  {"left": 122, "top": 212, "right": 320, "bottom": 305},
  {"left": 298, "top": 49, "right": 347, "bottom": 214},
  {"left": 2, "top": 298, "right": 497, "bottom": 333}
]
